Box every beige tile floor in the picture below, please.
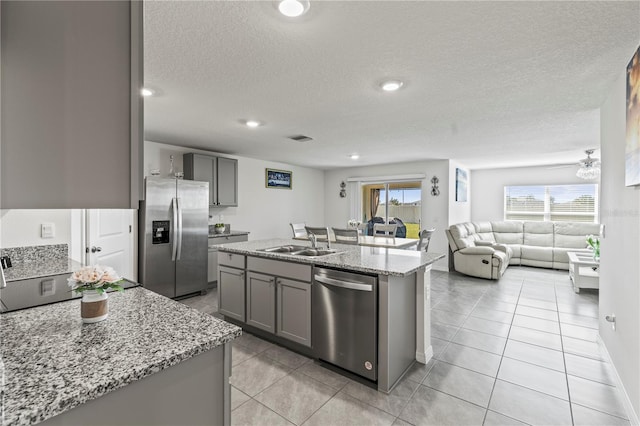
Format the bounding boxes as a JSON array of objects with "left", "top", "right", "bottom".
[{"left": 180, "top": 267, "right": 631, "bottom": 426}]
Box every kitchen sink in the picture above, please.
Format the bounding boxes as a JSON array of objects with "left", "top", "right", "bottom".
[
  {"left": 259, "top": 245, "right": 342, "bottom": 257},
  {"left": 293, "top": 248, "right": 340, "bottom": 257},
  {"left": 261, "top": 245, "right": 310, "bottom": 253}
]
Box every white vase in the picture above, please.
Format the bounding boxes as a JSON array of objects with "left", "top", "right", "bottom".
[
  {"left": 81, "top": 290, "right": 109, "bottom": 323},
  {"left": 214, "top": 226, "right": 225, "bottom": 234}
]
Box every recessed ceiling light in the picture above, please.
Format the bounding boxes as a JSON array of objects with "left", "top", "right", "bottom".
[
  {"left": 245, "top": 120, "right": 262, "bottom": 128},
  {"left": 140, "top": 88, "right": 155, "bottom": 97},
  {"left": 380, "top": 80, "right": 404, "bottom": 92},
  {"left": 277, "top": 0, "right": 310, "bottom": 17},
  {"left": 350, "top": 154, "right": 360, "bottom": 160}
]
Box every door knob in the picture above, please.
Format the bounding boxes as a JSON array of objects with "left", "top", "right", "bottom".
[{"left": 91, "top": 246, "right": 102, "bottom": 253}]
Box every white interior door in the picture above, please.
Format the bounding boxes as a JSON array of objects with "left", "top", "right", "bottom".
[{"left": 86, "top": 209, "right": 135, "bottom": 280}]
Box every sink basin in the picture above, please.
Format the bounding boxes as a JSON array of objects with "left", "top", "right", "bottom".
[
  {"left": 259, "top": 245, "right": 342, "bottom": 257},
  {"left": 261, "top": 245, "right": 310, "bottom": 253},
  {"left": 294, "top": 249, "right": 340, "bottom": 257}
]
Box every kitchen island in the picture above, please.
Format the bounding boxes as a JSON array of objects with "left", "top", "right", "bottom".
[
  {"left": 216, "top": 238, "right": 444, "bottom": 393},
  {"left": 0, "top": 287, "right": 241, "bottom": 426}
]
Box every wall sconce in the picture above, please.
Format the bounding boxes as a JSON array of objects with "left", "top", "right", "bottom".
[
  {"left": 430, "top": 176, "right": 440, "bottom": 196},
  {"left": 339, "top": 181, "right": 347, "bottom": 198}
]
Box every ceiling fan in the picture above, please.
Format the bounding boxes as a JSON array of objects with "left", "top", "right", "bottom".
[{"left": 547, "top": 149, "right": 601, "bottom": 180}]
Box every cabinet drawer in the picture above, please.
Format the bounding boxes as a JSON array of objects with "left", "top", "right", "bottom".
[
  {"left": 218, "top": 251, "right": 245, "bottom": 269},
  {"left": 247, "top": 256, "right": 311, "bottom": 282},
  {"left": 209, "top": 234, "right": 248, "bottom": 245}
]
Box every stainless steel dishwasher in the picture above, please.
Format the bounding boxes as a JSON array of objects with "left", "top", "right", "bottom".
[{"left": 313, "top": 267, "right": 378, "bottom": 381}]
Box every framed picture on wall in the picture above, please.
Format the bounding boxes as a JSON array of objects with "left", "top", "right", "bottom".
[
  {"left": 456, "top": 168, "right": 468, "bottom": 202},
  {"left": 266, "top": 168, "right": 292, "bottom": 189},
  {"left": 626, "top": 44, "right": 640, "bottom": 186}
]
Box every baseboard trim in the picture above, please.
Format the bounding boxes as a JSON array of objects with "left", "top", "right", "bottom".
[
  {"left": 598, "top": 335, "right": 639, "bottom": 426},
  {"left": 416, "top": 345, "right": 434, "bottom": 364}
]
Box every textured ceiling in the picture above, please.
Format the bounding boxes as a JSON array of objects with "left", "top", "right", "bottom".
[{"left": 144, "top": 1, "right": 640, "bottom": 170}]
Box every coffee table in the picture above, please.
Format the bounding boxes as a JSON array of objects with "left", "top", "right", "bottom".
[{"left": 567, "top": 251, "right": 599, "bottom": 293}]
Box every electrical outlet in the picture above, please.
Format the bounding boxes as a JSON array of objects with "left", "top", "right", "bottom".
[{"left": 0, "top": 256, "right": 12, "bottom": 269}]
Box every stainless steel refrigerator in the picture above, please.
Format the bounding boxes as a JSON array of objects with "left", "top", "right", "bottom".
[{"left": 139, "top": 177, "right": 209, "bottom": 298}]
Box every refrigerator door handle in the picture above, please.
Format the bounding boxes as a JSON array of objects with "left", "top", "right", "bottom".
[
  {"left": 171, "top": 197, "right": 178, "bottom": 261},
  {"left": 176, "top": 197, "right": 183, "bottom": 260}
]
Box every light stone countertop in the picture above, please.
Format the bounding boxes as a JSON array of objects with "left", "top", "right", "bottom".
[
  {"left": 208, "top": 230, "right": 250, "bottom": 238},
  {"left": 0, "top": 287, "right": 241, "bottom": 426},
  {"left": 217, "top": 238, "right": 444, "bottom": 277},
  {"left": 3, "top": 258, "right": 83, "bottom": 282}
]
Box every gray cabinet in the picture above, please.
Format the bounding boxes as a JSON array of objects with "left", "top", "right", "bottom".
[
  {"left": 184, "top": 154, "right": 238, "bottom": 207},
  {"left": 217, "top": 157, "right": 238, "bottom": 206},
  {"left": 1, "top": 1, "right": 143, "bottom": 208},
  {"left": 246, "top": 272, "right": 276, "bottom": 333},
  {"left": 246, "top": 256, "right": 312, "bottom": 347},
  {"left": 277, "top": 277, "right": 312, "bottom": 347},
  {"left": 218, "top": 265, "right": 245, "bottom": 322},
  {"left": 208, "top": 248, "right": 218, "bottom": 283},
  {"left": 208, "top": 234, "right": 249, "bottom": 283}
]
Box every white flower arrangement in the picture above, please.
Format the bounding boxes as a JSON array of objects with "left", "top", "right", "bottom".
[
  {"left": 347, "top": 219, "right": 362, "bottom": 228},
  {"left": 68, "top": 265, "right": 124, "bottom": 294}
]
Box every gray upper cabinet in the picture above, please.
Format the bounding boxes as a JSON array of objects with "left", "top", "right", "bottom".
[
  {"left": 184, "top": 154, "right": 238, "bottom": 207},
  {"left": 216, "top": 157, "right": 238, "bottom": 206},
  {"left": 1, "top": 1, "right": 143, "bottom": 209}
]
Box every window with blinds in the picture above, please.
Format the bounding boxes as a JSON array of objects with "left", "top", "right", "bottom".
[{"left": 504, "top": 184, "right": 598, "bottom": 223}]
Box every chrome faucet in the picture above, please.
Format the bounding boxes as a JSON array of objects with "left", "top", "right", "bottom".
[{"left": 308, "top": 232, "right": 317, "bottom": 249}]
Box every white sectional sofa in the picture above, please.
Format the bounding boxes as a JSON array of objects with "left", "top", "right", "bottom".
[{"left": 445, "top": 221, "right": 603, "bottom": 280}]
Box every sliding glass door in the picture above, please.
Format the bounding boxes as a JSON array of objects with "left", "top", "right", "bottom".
[{"left": 361, "top": 181, "right": 421, "bottom": 238}]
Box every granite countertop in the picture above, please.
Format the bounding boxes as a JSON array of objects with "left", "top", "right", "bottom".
[
  {"left": 0, "top": 287, "right": 241, "bottom": 426},
  {"left": 208, "top": 230, "right": 250, "bottom": 238},
  {"left": 3, "top": 257, "right": 83, "bottom": 282},
  {"left": 217, "top": 238, "right": 444, "bottom": 277}
]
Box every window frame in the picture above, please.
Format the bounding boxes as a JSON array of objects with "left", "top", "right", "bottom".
[{"left": 504, "top": 184, "right": 599, "bottom": 223}]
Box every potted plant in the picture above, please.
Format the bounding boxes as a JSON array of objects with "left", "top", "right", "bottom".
[
  {"left": 586, "top": 235, "right": 600, "bottom": 261},
  {"left": 214, "top": 223, "right": 226, "bottom": 234},
  {"left": 68, "top": 265, "right": 124, "bottom": 323}
]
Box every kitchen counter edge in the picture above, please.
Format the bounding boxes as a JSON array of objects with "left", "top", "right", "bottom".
[
  {"left": 217, "top": 238, "right": 444, "bottom": 277},
  {"left": 1, "top": 287, "right": 241, "bottom": 426}
]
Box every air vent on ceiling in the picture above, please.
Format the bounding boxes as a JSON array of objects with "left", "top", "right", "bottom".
[{"left": 288, "top": 135, "right": 313, "bottom": 142}]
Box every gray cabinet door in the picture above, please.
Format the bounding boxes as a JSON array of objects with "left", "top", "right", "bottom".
[
  {"left": 216, "top": 157, "right": 238, "bottom": 207},
  {"left": 184, "top": 154, "right": 237, "bottom": 207},
  {"left": 184, "top": 154, "right": 215, "bottom": 206},
  {"left": 218, "top": 265, "right": 245, "bottom": 322},
  {"left": 246, "top": 272, "right": 276, "bottom": 333},
  {"left": 277, "top": 278, "right": 311, "bottom": 347},
  {"left": 1, "top": 1, "right": 142, "bottom": 208}
]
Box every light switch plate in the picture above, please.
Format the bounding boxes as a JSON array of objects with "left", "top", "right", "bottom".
[{"left": 41, "top": 223, "right": 55, "bottom": 239}]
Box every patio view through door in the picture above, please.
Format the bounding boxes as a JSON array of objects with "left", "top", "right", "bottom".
[{"left": 361, "top": 181, "right": 422, "bottom": 238}]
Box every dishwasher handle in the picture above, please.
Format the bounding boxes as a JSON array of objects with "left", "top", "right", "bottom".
[{"left": 314, "top": 274, "right": 373, "bottom": 292}]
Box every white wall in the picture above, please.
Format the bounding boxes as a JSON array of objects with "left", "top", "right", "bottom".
[
  {"left": 323, "top": 160, "right": 452, "bottom": 270},
  {"left": 0, "top": 209, "right": 72, "bottom": 248},
  {"left": 470, "top": 165, "right": 588, "bottom": 222},
  {"left": 599, "top": 69, "right": 640, "bottom": 420},
  {"left": 145, "top": 141, "right": 325, "bottom": 240}
]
